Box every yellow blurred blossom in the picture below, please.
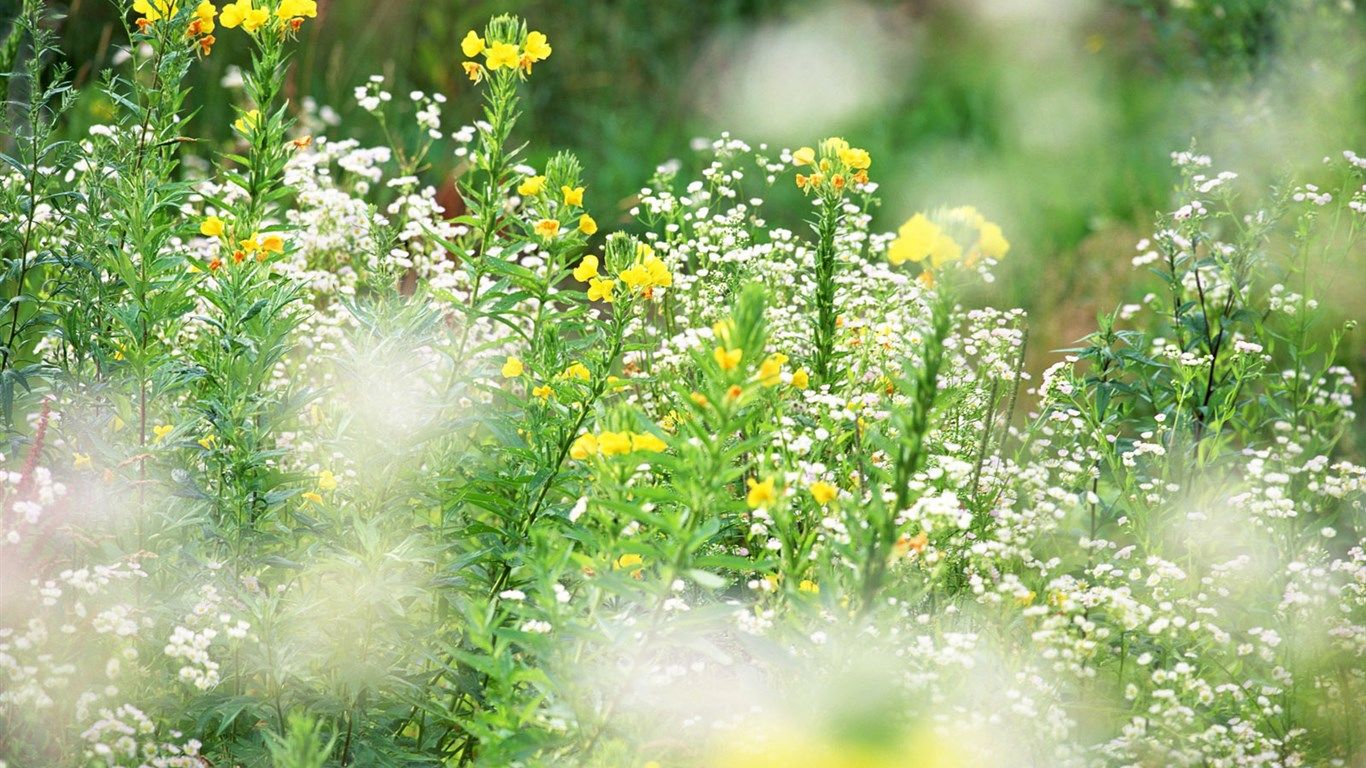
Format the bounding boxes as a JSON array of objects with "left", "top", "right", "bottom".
[
  {"left": 569, "top": 432, "right": 599, "bottom": 460},
  {"left": 613, "top": 553, "right": 643, "bottom": 571},
  {"left": 838, "top": 146, "right": 871, "bottom": 170},
  {"left": 562, "top": 362, "right": 591, "bottom": 381},
  {"left": 791, "top": 368, "right": 809, "bottom": 390},
  {"left": 317, "top": 470, "right": 337, "bottom": 491},
  {"left": 200, "top": 216, "right": 225, "bottom": 237},
  {"left": 808, "top": 481, "right": 838, "bottom": 505},
  {"left": 758, "top": 353, "right": 788, "bottom": 386},
  {"left": 561, "top": 185, "right": 584, "bottom": 206},
  {"left": 257, "top": 233, "right": 285, "bottom": 253},
  {"left": 578, "top": 214, "right": 598, "bottom": 235},
  {"left": 746, "top": 477, "right": 777, "bottom": 508},
  {"left": 501, "top": 356, "right": 524, "bottom": 378},
  {"left": 713, "top": 346, "right": 742, "bottom": 371},
  {"left": 630, "top": 432, "right": 668, "bottom": 453},
  {"left": 977, "top": 221, "right": 1010, "bottom": 259},
  {"left": 888, "top": 208, "right": 1008, "bottom": 270},
  {"left": 598, "top": 431, "right": 632, "bottom": 456}
]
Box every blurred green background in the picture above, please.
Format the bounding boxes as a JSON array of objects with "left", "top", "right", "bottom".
[{"left": 11, "top": 0, "right": 1366, "bottom": 372}]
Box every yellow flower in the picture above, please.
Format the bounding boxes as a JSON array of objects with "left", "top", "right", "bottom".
[
  {"left": 192, "top": 1, "right": 216, "bottom": 32},
  {"left": 501, "top": 356, "right": 524, "bottom": 378},
  {"left": 197, "top": 434, "right": 217, "bottom": 450},
  {"left": 599, "top": 431, "right": 632, "bottom": 456},
  {"left": 746, "top": 477, "right": 777, "bottom": 509},
  {"left": 317, "top": 470, "right": 337, "bottom": 491},
  {"left": 257, "top": 233, "right": 285, "bottom": 253},
  {"left": 219, "top": 0, "right": 264, "bottom": 30},
  {"left": 929, "top": 232, "right": 962, "bottom": 268},
  {"left": 569, "top": 432, "right": 599, "bottom": 460},
  {"left": 798, "top": 579, "right": 820, "bottom": 594},
  {"left": 534, "top": 219, "right": 561, "bottom": 240},
  {"left": 808, "top": 481, "right": 838, "bottom": 505},
  {"left": 562, "top": 362, "right": 591, "bottom": 381},
  {"left": 791, "top": 368, "right": 810, "bottom": 389},
  {"left": 795, "top": 172, "right": 824, "bottom": 193},
  {"left": 518, "top": 175, "right": 546, "bottom": 196},
  {"left": 978, "top": 221, "right": 1010, "bottom": 259},
  {"left": 462, "top": 62, "right": 484, "bottom": 83},
  {"left": 133, "top": 0, "right": 177, "bottom": 22},
  {"left": 713, "top": 346, "right": 742, "bottom": 371},
  {"left": 792, "top": 146, "right": 816, "bottom": 166},
  {"left": 643, "top": 255, "right": 672, "bottom": 287},
  {"left": 587, "top": 277, "right": 615, "bottom": 303},
  {"left": 572, "top": 254, "right": 599, "bottom": 282},
  {"left": 200, "top": 216, "right": 225, "bottom": 237},
  {"left": 276, "top": 0, "right": 315, "bottom": 22},
  {"left": 233, "top": 108, "right": 260, "bottom": 134},
  {"left": 630, "top": 432, "right": 667, "bottom": 453},
  {"left": 485, "top": 41, "right": 520, "bottom": 70},
  {"left": 838, "top": 146, "right": 871, "bottom": 170},
  {"left": 532, "top": 384, "right": 553, "bottom": 400},
  {"left": 887, "top": 213, "right": 940, "bottom": 266},
  {"left": 461, "top": 31, "right": 486, "bottom": 57},
  {"left": 618, "top": 253, "right": 673, "bottom": 294},
  {"left": 561, "top": 185, "right": 584, "bottom": 206},
  {"left": 523, "top": 30, "right": 552, "bottom": 62},
  {"left": 896, "top": 531, "right": 929, "bottom": 556},
  {"left": 301, "top": 491, "right": 323, "bottom": 504},
  {"left": 758, "top": 353, "right": 787, "bottom": 386},
  {"left": 73, "top": 452, "right": 93, "bottom": 470},
  {"left": 152, "top": 424, "right": 173, "bottom": 443},
  {"left": 578, "top": 214, "right": 598, "bottom": 235},
  {"left": 614, "top": 553, "right": 643, "bottom": 571},
  {"left": 243, "top": 6, "right": 268, "bottom": 30}
]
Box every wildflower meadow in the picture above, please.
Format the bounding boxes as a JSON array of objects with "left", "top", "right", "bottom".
[{"left": 1, "top": 2, "right": 1364, "bottom": 767}]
